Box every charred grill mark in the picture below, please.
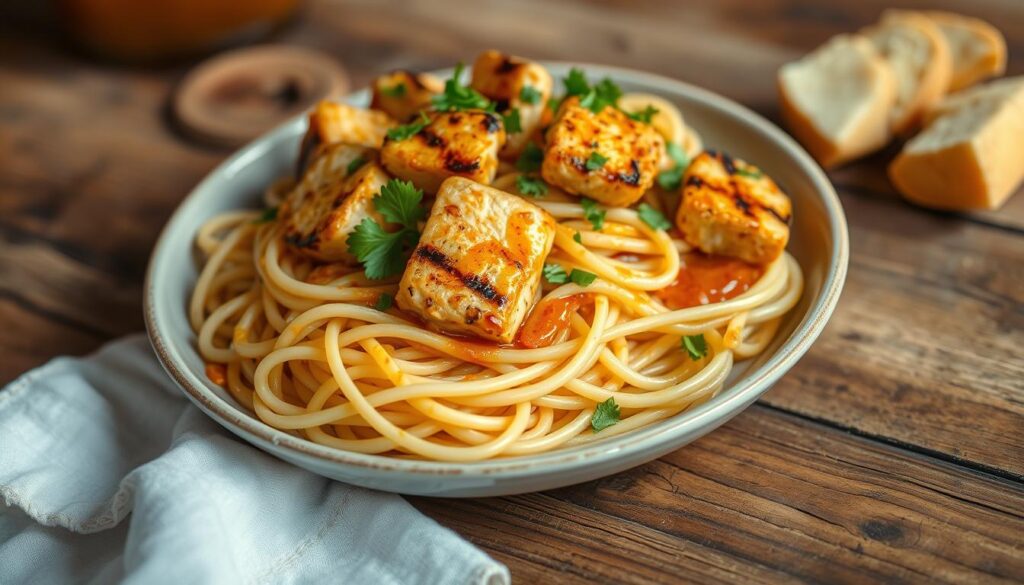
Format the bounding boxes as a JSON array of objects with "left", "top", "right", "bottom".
[
  {"left": 419, "top": 129, "right": 445, "bottom": 148},
  {"left": 444, "top": 153, "right": 481, "bottom": 173},
  {"left": 733, "top": 195, "right": 755, "bottom": 217},
  {"left": 766, "top": 206, "right": 791, "bottom": 224},
  {"left": 685, "top": 175, "right": 704, "bottom": 188},
  {"left": 719, "top": 151, "right": 738, "bottom": 175},
  {"left": 415, "top": 245, "right": 507, "bottom": 306},
  {"left": 285, "top": 231, "right": 318, "bottom": 248},
  {"left": 614, "top": 159, "right": 641, "bottom": 186},
  {"left": 570, "top": 155, "right": 589, "bottom": 174},
  {"left": 496, "top": 56, "right": 523, "bottom": 73},
  {"left": 296, "top": 132, "right": 321, "bottom": 179},
  {"left": 481, "top": 113, "right": 502, "bottom": 133},
  {"left": 449, "top": 113, "right": 463, "bottom": 124}
]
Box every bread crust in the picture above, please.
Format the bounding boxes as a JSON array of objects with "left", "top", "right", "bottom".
[{"left": 924, "top": 10, "right": 1007, "bottom": 92}]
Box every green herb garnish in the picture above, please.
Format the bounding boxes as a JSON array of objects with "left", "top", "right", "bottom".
[
  {"left": 626, "top": 105, "right": 659, "bottom": 124},
  {"left": 543, "top": 263, "right": 569, "bottom": 284},
  {"left": 502, "top": 108, "right": 522, "bottom": 134},
  {"left": 516, "top": 142, "right": 544, "bottom": 173},
  {"left": 569, "top": 269, "right": 597, "bottom": 287},
  {"left": 381, "top": 83, "right": 407, "bottom": 98},
  {"left": 637, "top": 203, "right": 671, "bottom": 230},
  {"left": 585, "top": 151, "right": 608, "bottom": 172},
  {"left": 657, "top": 142, "right": 690, "bottom": 190},
  {"left": 591, "top": 397, "right": 620, "bottom": 432},
  {"left": 682, "top": 334, "right": 707, "bottom": 361},
  {"left": 386, "top": 111, "right": 431, "bottom": 141},
  {"left": 516, "top": 174, "right": 547, "bottom": 197},
  {"left": 374, "top": 293, "right": 393, "bottom": 311},
  {"left": 346, "top": 179, "right": 425, "bottom": 279},
  {"left": 580, "top": 197, "right": 605, "bottom": 231},
  {"left": 254, "top": 206, "right": 278, "bottom": 224},
  {"left": 346, "top": 157, "right": 368, "bottom": 175},
  {"left": 432, "top": 63, "right": 491, "bottom": 112},
  {"left": 573, "top": 231, "right": 583, "bottom": 244},
  {"left": 519, "top": 85, "right": 541, "bottom": 104}
]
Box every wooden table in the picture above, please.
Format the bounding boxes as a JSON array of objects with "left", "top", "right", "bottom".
[{"left": 2, "top": 1, "right": 1022, "bottom": 582}]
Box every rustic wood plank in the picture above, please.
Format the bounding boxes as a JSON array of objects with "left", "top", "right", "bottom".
[
  {"left": 414, "top": 405, "right": 1024, "bottom": 584},
  {"left": 762, "top": 191, "right": 1024, "bottom": 478}
]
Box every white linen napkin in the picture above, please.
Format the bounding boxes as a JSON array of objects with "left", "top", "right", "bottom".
[{"left": 0, "top": 335, "right": 509, "bottom": 585}]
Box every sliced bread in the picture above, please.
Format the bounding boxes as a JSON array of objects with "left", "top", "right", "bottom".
[
  {"left": 889, "top": 76, "right": 1024, "bottom": 210},
  {"left": 925, "top": 10, "right": 1006, "bottom": 92},
  {"left": 778, "top": 34, "right": 897, "bottom": 168},
  {"left": 864, "top": 12, "right": 952, "bottom": 134}
]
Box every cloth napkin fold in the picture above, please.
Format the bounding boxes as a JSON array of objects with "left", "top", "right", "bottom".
[{"left": 0, "top": 335, "right": 509, "bottom": 585}]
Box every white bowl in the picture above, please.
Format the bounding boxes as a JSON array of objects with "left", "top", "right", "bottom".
[{"left": 145, "top": 63, "right": 848, "bottom": 497}]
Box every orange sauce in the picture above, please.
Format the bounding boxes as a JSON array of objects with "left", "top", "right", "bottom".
[
  {"left": 655, "top": 252, "right": 764, "bottom": 309},
  {"left": 205, "top": 362, "right": 227, "bottom": 387},
  {"left": 516, "top": 294, "right": 586, "bottom": 349}
]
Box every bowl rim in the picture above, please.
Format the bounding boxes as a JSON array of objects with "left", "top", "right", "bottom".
[{"left": 144, "top": 61, "right": 849, "bottom": 479}]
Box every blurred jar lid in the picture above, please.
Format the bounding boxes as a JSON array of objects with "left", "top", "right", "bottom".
[{"left": 174, "top": 44, "right": 348, "bottom": 147}]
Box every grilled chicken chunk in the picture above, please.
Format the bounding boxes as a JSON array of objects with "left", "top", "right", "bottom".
[
  {"left": 380, "top": 111, "right": 506, "bottom": 194},
  {"left": 371, "top": 70, "right": 443, "bottom": 122},
  {"left": 541, "top": 97, "right": 664, "bottom": 207},
  {"left": 282, "top": 145, "right": 392, "bottom": 263},
  {"left": 470, "top": 50, "right": 554, "bottom": 158},
  {"left": 675, "top": 151, "right": 791, "bottom": 265},
  {"left": 396, "top": 177, "right": 555, "bottom": 343},
  {"left": 298, "top": 101, "right": 395, "bottom": 175}
]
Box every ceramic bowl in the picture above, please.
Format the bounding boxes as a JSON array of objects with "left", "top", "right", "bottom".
[{"left": 145, "top": 63, "right": 848, "bottom": 497}]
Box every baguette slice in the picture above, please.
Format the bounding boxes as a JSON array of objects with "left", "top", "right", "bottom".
[
  {"left": 923, "top": 76, "right": 1024, "bottom": 126},
  {"left": 864, "top": 12, "right": 952, "bottom": 134},
  {"left": 889, "top": 77, "right": 1024, "bottom": 211},
  {"left": 778, "top": 34, "right": 897, "bottom": 169},
  {"left": 925, "top": 10, "right": 1006, "bottom": 92}
]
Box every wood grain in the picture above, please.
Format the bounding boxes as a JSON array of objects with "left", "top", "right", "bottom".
[
  {"left": 1, "top": 1, "right": 1023, "bottom": 582},
  {"left": 414, "top": 405, "right": 1024, "bottom": 584}
]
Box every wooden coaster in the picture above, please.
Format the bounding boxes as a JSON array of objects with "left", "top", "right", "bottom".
[{"left": 173, "top": 45, "right": 349, "bottom": 147}]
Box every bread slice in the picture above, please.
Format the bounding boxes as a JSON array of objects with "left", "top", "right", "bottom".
[
  {"left": 778, "top": 34, "right": 897, "bottom": 168},
  {"left": 863, "top": 12, "right": 952, "bottom": 134},
  {"left": 889, "top": 77, "right": 1024, "bottom": 211},
  {"left": 923, "top": 76, "right": 1024, "bottom": 126},
  {"left": 924, "top": 10, "right": 1006, "bottom": 92}
]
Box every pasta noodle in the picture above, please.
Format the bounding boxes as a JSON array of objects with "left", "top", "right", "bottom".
[{"left": 191, "top": 176, "right": 802, "bottom": 461}]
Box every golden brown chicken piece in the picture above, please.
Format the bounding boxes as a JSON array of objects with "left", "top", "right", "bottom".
[
  {"left": 370, "top": 70, "right": 444, "bottom": 122},
  {"left": 380, "top": 111, "right": 506, "bottom": 194},
  {"left": 282, "top": 145, "right": 392, "bottom": 263},
  {"left": 675, "top": 151, "right": 791, "bottom": 264},
  {"left": 470, "top": 50, "right": 554, "bottom": 158},
  {"left": 298, "top": 101, "right": 395, "bottom": 175},
  {"left": 396, "top": 177, "right": 555, "bottom": 343},
  {"left": 541, "top": 97, "right": 664, "bottom": 207}
]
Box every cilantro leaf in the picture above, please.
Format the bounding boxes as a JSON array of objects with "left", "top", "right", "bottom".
[
  {"left": 432, "top": 63, "right": 491, "bottom": 111},
  {"left": 502, "top": 108, "right": 522, "bottom": 134},
  {"left": 657, "top": 166, "right": 684, "bottom": 191},
  {"left": 637, "top": 203, "right": 671, "bottom": 230},
  {"left": 381, "top": 82, "right": 407, "bottom": 98},
  {"left": 573, "top": 231, "right": 583, "bottom": 244},
  {"left": 543, "top": 263, "right": 569, "bottom": 284},
  {"left": 253, "top": 206, "right": 278, "bottom": 224},
  {"left": 736, "top": 167, "right": 763, "bottom": 179},
  {"left": 657, "top": 142, "right": 690, "bottom": 190},
  {"left": 580, "top": 197, "right": 605, "bottom": 230},
  {"left": 516, "top": 174, "right": 547, "bottom": 197},
  {"left": 666, "top": 142, "right": 689, "bottom": 168},
  {"left": 564, "top": 68, "right": 590, "bottom": 96},
  {"left": 569, "top": 269, "right": 597, "bottom": 287},
  {"left": 585, "top": 151, "right": 608, "bottom": 171},
  {"left": 591, "top": 397, "right": 620, "bottom": 432},
  {"left": 519, "top": 85, "right": 541, "bottom": 104},
  {"left": 387, "top": 111, "right": 430, "bottom": 141},
  {"left": 346, "top": 156, "right": 368, "bottom": 175},
  {"left": 374, "top": 293, "right": 393, "bottom": 311},
  {"left": 626, "top": 105, "right": 659, "bottom": 123},
  {"left": 547, "top": 97, "right": 561, "bottom": 112},
  {"left": 682, "top": 334, "right": 707, "bottom": 361},
  {"left": 346, "top": 219, "right": 419, "bottom": 280},
  {"left": 516, "top": 142, "right": 544, "bottom": 173},
  {"left": 374, "top": 179, "right": 425, "bottom": 228}
]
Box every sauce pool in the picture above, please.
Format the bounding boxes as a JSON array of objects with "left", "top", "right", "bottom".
[
  {"left": 517, "top": 294, "right": 586, "bottom": 349},
  {"left": 654, "top": 252, "right": 764, "bottom": 309}
]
